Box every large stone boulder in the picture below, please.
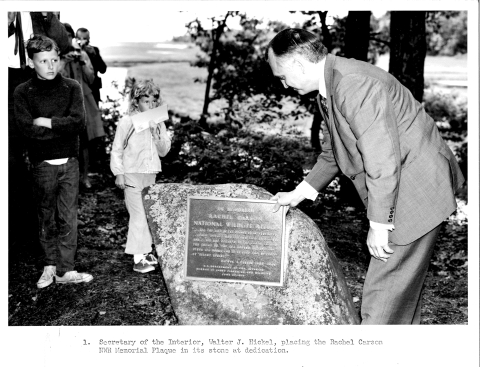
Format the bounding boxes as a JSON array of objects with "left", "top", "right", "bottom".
[{"left": 143, "top": 183, "right": 360, "bottom": 325}]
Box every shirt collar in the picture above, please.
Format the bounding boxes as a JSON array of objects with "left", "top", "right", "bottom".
[{"left": 318, "top": 57, "right": 327, "bottom": 98}]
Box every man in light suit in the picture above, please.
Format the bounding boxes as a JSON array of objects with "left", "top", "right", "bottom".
[{"left": 266, "top": 28, "right": 464, "bottom": 324}]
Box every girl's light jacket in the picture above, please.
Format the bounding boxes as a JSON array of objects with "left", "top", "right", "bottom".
[{"left": 110, "top": 114, "right": 171, "bottom": 175}]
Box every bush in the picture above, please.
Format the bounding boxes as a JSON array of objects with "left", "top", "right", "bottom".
[
  {"left": 423, "top": 89, "right": 467, "bottom": 138},
  {"left": 423, "top": 88, "right": 467, "bottom": 179},
  {"left": 162, "top": 118, "right": 313, "bottom": 195},
  {"left": 100, "top": 80, "right": 315, "bottom": 195}
]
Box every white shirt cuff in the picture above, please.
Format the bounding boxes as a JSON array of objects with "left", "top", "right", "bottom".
[
  {"left": 296, "top": 180, "right": 319, "bottom": 201},
  {"left": 370, "top": 221, "right": 395, "bottom": 231}
]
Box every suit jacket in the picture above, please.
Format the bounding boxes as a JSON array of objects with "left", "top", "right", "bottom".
[{"left": 305, "top": 55, "right": 464, "bottom": 245}]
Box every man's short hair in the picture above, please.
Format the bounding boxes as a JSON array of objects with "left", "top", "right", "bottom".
[
  {"left": 265, "top": 28, "right": 327, "bottom": 64},
  {"left": 76, "top": 27, "right": 89, "bottom": 35},
  {"left": 26, "top": 34, "right": 60, "bottom": 59}
]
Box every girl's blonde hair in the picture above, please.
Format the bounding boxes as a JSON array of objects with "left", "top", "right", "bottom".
[{"left": 127, "top": 79, "right": 163, "bottom": 114}]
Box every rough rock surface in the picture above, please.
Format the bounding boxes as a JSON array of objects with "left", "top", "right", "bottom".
[{"left": 143, "top": 183, "right": 360, "bottom": 325}]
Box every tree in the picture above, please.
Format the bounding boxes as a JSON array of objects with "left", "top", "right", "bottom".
[
  {"left": 188, "top": 13, "right": 298, "bottom": 130},
  {"left": 187, "top": 12, "right": 237, "bottom": 128},
  {"left": 426, "top": 11, "right": 467, "bottom": 56},
  {"left": 296, "top": 11, "right": 333, "bottom": 152},
  {"left": 388, "top": 11, "right": 427, "bottom": 102},
  {"left": 344, "top": 11, "right": 371, "bottom": 61}
]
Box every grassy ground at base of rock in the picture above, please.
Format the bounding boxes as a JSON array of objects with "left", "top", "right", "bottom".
[{"left": 8, "top": 172, "right": 467, "bottom": 326}]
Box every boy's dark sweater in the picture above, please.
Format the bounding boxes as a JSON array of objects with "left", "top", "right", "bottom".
[{"left": 13, "top": 73, "right": 86, "bottom": 164}]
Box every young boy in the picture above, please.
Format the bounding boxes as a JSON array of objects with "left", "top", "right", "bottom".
[{"left": 14, "top": 35, "right": 93, "bottom": 288}]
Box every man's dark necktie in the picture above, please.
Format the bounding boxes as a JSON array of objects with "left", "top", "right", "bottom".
[
  {"left": 12, "top": 13, "right": 26, "bottom": 69},
  {"left": 319, "top": 95, "right": 329, "bottom": 119}
]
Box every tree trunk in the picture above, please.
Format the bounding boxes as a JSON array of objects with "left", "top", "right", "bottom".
[
  {"left": 318, "top": 11, "right": 332, "bottom": 52},
  {"left": 198, "top": 13, "right": 230, "bottom": 129},
  {"left": 388, "top": 11, "right": 427, "bottom": 102},
  {"left": 344, "top": 11, "right": 371, "bottom": 61}
]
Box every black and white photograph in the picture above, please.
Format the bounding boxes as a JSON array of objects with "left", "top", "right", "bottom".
[{"left": 4, "top": 1, "right": 479, "bottom": 366}]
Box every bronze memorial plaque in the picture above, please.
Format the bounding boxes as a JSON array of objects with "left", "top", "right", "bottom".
[{"left": 185, "top": 196, "right": 287, "bottom": 286}]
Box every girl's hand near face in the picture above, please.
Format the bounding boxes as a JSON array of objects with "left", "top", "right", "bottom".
[{"left": 149, "top": 120, "right": 160, "bottom": 140}]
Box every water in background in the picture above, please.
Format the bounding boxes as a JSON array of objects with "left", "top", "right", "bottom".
[
  {"left": 99, "top": 41, "right": 196, "bottom": 103},
  {"left": 100, "top": 41, "right": 195, "bottom": 65}
]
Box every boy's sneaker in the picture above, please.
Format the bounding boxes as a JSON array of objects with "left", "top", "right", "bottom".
[
  {"left": 133, "top": 259, "right": 155, "bottom": 273},
  {"left": 144, "top": 253, "right": 158, "bottom": 265},
  {"left": 37, "top": 265, "right": 56, "bottom": 289},
  {"left": 55, "top": 270, "right": 93, "bottom": 284}
]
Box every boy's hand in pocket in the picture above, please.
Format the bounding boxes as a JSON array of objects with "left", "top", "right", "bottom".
[{"left": 115, "top": 174, "right": 125, "bottom": 190}]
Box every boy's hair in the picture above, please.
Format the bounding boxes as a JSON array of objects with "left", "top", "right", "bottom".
[
  {"left": 26, "top": 34, "right": 60, "bottom": 59},
  {"left": 127, "top": 79, "right": 163, "bottom": 114}
]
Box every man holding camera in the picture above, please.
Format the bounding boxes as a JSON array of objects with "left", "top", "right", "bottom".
[
  {"left": 60, "top": 23, "right": 95, "bottom": 86},
  {"left": 59, "top": 23, "right": 105, "bottom": 188},
  {"left": 76, "top": 28, "right": 107, "bottom": 106}
]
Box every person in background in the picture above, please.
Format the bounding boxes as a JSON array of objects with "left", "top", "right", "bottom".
[
  {"left": 59, "top": 23, "right": 105, "bottom": 189},
  {"left": 14, "top": 35, "right": 93, "bottom": 287},
  {"left": 8, "top": 11, "right": 70, "bottom": 251},
  {"left": 266, "top": 28, "right": 464, "bottom": 325},
  {"left": 110, "top": 80, "right": 171, "bottom": 274},
  {"left": 76, "top": 27, "right": 108, "bottom": 173},
  {"left": 76, "top": 27, "right": 107, "bottom": 106}
]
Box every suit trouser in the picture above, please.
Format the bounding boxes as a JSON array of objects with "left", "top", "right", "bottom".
[
  {"left": 124, "top": 173, "right": 156, "bottom": 255},
  {"left": 360, "top": 224, "right": 442, "bottom": 325}
]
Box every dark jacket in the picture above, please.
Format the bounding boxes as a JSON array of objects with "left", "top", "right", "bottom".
[
  {"left": 13, "top": 74, "right": 86, "bottom": 163},
  {"left": 84, "top": 45, "right": 107, "bottom": 104}
]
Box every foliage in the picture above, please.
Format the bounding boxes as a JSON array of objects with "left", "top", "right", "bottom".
[
  {"left": 100, "top": 77, "right": 137, "bottom": 157},
  {"left": 321, "top": 11, "right": 467, "bottom": 62},
  {"left": 100, "top": 78, "right": 313, "bottom": 195},
  {"left": 423, "top": 88, "right": 467, "bottom": 137},
  {"left": 423, "top": 88, "right": 467, "bottom": 178},
  {"left": 426, "top": 11, "right": 467, "bottom": 56},
  {"left": 171, "top": 34, "right": 191, "bottom": 43},
  {"left": 186, "top": 13, "right": 292, "bottom": 125},
  {"left": 369, "top": 11, "right": 467, "bottom": 58},
  {"left": 369, "top": 12, "right": 391, "bottom": 57},
  {"left": 162, "top": 115, "right": 312, "bottom": 195}
]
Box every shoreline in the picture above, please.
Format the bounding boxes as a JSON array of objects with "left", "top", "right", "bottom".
[{"left": 105, "top": 59, "right": 193, "bottom": 68}]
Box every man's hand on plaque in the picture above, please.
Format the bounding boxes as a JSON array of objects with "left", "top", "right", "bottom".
[{"left": 271, "top": 191, "right": 305, "bottom": 213}]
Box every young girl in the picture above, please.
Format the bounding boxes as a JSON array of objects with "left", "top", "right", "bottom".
[{"left": 110, "top": 79, "right": 171, "bottom": 273}]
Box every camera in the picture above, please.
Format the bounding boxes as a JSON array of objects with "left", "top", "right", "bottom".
[{"left": 70, "top": 38, "right": 82, "bottom": 60}]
